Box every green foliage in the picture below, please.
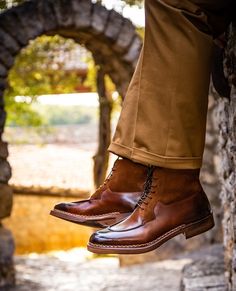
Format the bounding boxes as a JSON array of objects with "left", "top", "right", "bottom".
[
  {"left": 6, "top": 100, "right": 44, "bottom": 127},
  {"left": 6, "top": 35, "right": 86, "bottom": 97},
  {"left": 5, "top": 35, "right": 95, "bottom": 126}
]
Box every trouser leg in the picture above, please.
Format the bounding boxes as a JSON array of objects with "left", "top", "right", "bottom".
[{"left": 108, "top": 0, "right": 232, "bottom": 169}]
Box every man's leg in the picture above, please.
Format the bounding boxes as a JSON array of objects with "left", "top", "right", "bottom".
[
  {"left": 87, "top": 0, "right": 233, "bottom": 254},
  {"left": 108, "top": 0, "right": 232, "bottom": 169}
]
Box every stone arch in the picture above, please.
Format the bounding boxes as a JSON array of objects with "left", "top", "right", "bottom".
[
  {"left": 0, "top": 0, "right": 142, "bottom": 132},
  {"left": 0, "top": 1, "right": 142, "bottom": 285},
  {"left": 0, "top": 0, "right": 142, "bottom": 220}
]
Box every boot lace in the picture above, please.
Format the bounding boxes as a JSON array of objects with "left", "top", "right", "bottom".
[{"left": 137, "top": 165, "right": 156, "bottom": 210}]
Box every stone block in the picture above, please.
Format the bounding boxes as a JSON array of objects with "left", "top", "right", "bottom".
[
  {"left": 0, "top": 159, "right": 11, "bottom": 184},
  {"left": 91, "top": 3, "right": 109, "bottom": 35},
  {"left": 0, "top": 141, "right": 8, "bottom": 159},
  {"left": 53, "top": 0, "right": 74, "bottom": 28},
  {"left": 0, "top": 9, "right": 28, "bottom": 46},
  {"left": 72, "top": 0, "right": 92, "bottom": 29},
  {"left": 37, "top": 0, "right": 58, "bottom": 32},
  {"left": 0, "top": 28, "right": 20, "bottom": 56},
  {"left": 113, "top": 19, "right": 136, "bottom": 53},
  {"left": 0, "top": 226, "right": 14, "bottom": 263},
  {"left": 0, "top": 184, "right": 13, "bottom": 219},
  {"left": 104, "top": 10, "right": 124, "bottom": 42},
  {"left": 0, "top": 95, "right": 4, "bottom": 107},
  {"left": 123, "top": 35, "right": 142, "bottom": 64},
  {"left": 0, "top": 226, "right": 15, "bottom": 287},
  {"left": 181, "top": 249, "right": 226, "bottom": 290},
  {"left": 14, "top": 1, "right": 44, "bottom": 41},
  {"left": 0, "top": 79, "right": 6, "bottom": 91},
  {"left": 0, "top": 108, "right": 6, "bottom": 131},
  {"left": 0, "top": 63, "right": 7, "bottom": 78},
  {"left": 0, "top": 46, "right": 14, "bottom": 69}
]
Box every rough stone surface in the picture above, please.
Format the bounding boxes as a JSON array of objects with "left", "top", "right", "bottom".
[
  {"left": 104, "top": 9, "right": 124, "bottom": 42},
  {"left": 217, "top": 22, "right": 236, "bottom": 290},
  {"left": 0, "top": 159, "right": 11, "bottom": 184},
  {"left": 37, "top": 0, "right": 58, "bottom": 32},
  {"left": 0, "top": 79, "right": 6, "bottom": 91},
  {"left": 0, "top": 141, "right": 8, "bottom": 159},
  {"left": 0, "top": 28, "right": 20, "bottom": 55},
  {"left": 123, "top": 35, "right": 143, "bottom": 65},
  {"left": 72, "top": 0, "right": 92, "bottom": 29},
  {"left": 181, "top": 246, "right": 227, "bottom": 290},
  {"left": 0, "top": 46, "right": 14, "bottom": 69},
  {"left": 0, "top": 96, "right": 3, "bottom": 108},
  {"left": 14, "top": 2, "right": 44, "bottom": 41},
  {"left": 0, "top": 183, "right": 13, "bottom": 219},
  {"left": 0, "top": 108, "right": 6, "bottom": 134},
  {"left": 0, "top": 64, "right": 7, "bottom": 78},
  {"left": 0, "top": 9, "right": 28, "bottom": 46},
  {"left": 91, "top": 3, "right": 109, "bottom": 35},
  {"left": 0, "top": 226, "right": 15, "bottom": 288},
  {"left": 53, "top": 0, "right": 74, "bottom": 28},
  {"left": 113, "top": 19, "right": 136, "bottom": 53}
]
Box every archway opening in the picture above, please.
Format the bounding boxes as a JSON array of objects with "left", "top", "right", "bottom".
[{"left": 3, "top": 33, "right": 123, "bottom": 254}]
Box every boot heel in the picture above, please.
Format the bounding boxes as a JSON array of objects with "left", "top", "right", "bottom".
[{"left": 184, "top": 213, "right": 215, "bottom": 239}]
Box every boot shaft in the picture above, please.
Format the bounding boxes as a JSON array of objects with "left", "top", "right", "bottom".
[
  {"left": 152, "top": 167, "right": 202, "bottom": 204},
  {"left": 138, "top": 166, "right": 212, "bottom": 221},
  {"left": 108, "top": 158, "right": 147, "bottom": 192}
]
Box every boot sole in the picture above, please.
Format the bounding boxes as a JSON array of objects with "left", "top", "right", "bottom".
[
  {"left": 50, "top": 209, "right": 131, "bottom": 228},
  {"left": 87, "top": 212, "right": 215, "bottom": 254}
]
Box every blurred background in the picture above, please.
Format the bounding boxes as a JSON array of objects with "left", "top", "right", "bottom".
[{"left": 0, "top": 0, "right": 230, "bottom": 290}]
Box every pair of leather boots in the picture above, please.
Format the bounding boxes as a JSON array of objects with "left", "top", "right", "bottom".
[{"left": 50, "top": 158, "right": 214, "bottom": 254}]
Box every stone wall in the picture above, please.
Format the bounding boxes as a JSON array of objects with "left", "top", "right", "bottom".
[{"left": 217, "top": 22, "right": 236, "bottom": 290}]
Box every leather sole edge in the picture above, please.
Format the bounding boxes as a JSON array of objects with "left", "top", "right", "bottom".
[
  {"left": 50, "top": 209, "right": 130, "bottom": 228},
  {"left": 87, "top": 213, "right": 215, "bottom": 254}
]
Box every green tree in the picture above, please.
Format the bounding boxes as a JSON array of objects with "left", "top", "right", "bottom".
[{"left": 5, "top": 35, "right": 92, "bottom": 126}]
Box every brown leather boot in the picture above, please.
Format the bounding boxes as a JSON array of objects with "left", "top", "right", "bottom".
[
  {"left": 50, "top": 158, "right": 147, "bottom": 228},
  {"left": 87, "top": 166, "right": 215, "bottom": 254}
]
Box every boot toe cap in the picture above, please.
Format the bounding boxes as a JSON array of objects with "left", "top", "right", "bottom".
[
  {"left": 54, "top": 202, "right": 68, "bottom": 211},
  {"left": 89, "top": 230, "right": 115, "bottom": 245}
]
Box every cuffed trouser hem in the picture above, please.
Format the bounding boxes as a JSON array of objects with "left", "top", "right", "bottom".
[{"left": 108, "top": 142, "right": 202, "bottom": 169}]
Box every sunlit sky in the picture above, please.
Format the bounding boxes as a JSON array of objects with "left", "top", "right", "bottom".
[{"left": 102, "top": 0, "right": 145, "bottom": 27}]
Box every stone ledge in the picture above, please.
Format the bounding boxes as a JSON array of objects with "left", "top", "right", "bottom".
[
  {"left": 11, "top": 184, "right": 89, "bottom": 198},
  {"left": 180, "top": 245, "right": 227, "bottom": 291}
]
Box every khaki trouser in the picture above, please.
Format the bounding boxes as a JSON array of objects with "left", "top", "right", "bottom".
[{"left": 108, "top": 0, "right": 233, "bottom": 169}]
